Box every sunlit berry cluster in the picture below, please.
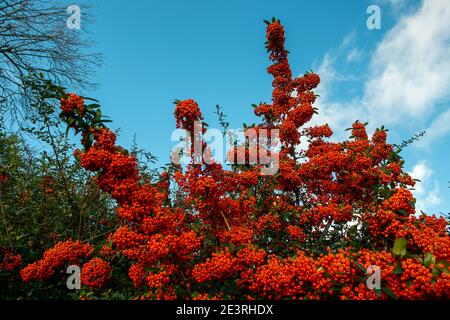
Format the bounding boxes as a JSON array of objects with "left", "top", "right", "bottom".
[
  {"left": 61, "top": 93, "right": 84, "bottom": 115},
  {"left": 21, "top": 240, "right": 92, "bottom": 282},
  {"left": 81, "top": 258, "right": 112, "bottom": 288},
  {"left": 174, "top": 99, "right": 203, "bottom": 132}
]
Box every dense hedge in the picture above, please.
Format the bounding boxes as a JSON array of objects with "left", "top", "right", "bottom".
[{"left": 1, "top": 19, "right": 449, "bottom": 300}]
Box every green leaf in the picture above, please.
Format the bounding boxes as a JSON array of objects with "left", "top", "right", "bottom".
[
  {"left": 375, "top": 288, "right": 382, "bottom": 298},
  {"left": 353, "top": 260, "right": 367, "bottom": 273},
  {"left": 432, "top": 267, "right": 441, "bottom": 277},
  {"left": 424, "top": 252, "right": 435, "bottom": 267},
  {"left": 393, "top": 262, "right": 404, "bottom": 275},
  {"left": 443, "top": 266, "right": 450, "bottom": 274},
  {"left": 392, "top": 238, "right": 407, "bottom": 257},
  {"left": 83, "top": 97, "right": 100, "bottom": 102},
  {"left": 382, "top": 286, "right": 398, "bottom": 300}
]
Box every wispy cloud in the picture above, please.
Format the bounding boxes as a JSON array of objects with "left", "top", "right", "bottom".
[
  {"left": 312, "top": 0, "right": 450, "bottom": 143},
  {"left": 311, "top": 54, "right": 364, "bottom": 139},
  {"left": 346, "top": 48, "right": 363, "bottom": 63},
  {"left": 409, "top": 161, "right": 442, "bottom": 214},
  {"left": 380, "top": 0, "right": 408, "bottom": 11},
  {"left": 365, "top": 0, "right": 450, "bottom": 124},
  {"left": 416, "top": 108, "right": 450, "bottom": 150}
]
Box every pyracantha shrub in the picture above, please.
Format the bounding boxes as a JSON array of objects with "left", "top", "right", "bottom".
[{"left": 20, "top": 19, "right": 450, "bottom": 300}]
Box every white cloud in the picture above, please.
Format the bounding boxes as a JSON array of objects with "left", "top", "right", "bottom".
[
  {"left": 410, "top": 161, "right": 432, "bottom": 192},
  {"left": 425, "top": 181, "right": 441, "bottom": 207},
  {"left": 364, "top": 0, "right": 450, "bottom": 124},
  {"left": 380, "top": 0, "right": 408, "bottom": 10},
  {"left": 346, "top": 48, "right": 362, "bottom": 63},
  {"left": 311, "top": 56, "right": 364, "bottom": 139},
  {"left": 312, "top": 0, "right": 450, "bottom": 144},
  {"left": 416, "top": 108, "right": 450, "bottom": 150},
  {"left": 408, "top": 161, "right": 442, "bottom": 214}
]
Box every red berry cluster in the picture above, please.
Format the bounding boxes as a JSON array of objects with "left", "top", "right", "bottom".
[
  {"left": 81, "top": 258, "right": 112, "bottom": 288},
  {"left": 21, "top": 240, "right": 92, "bottom": 282},
  {"left": 61, "top": 93, "right": 85, "bottom": 115},
  {"left": 0, "top": 250, "right": 22, "bottom": 271}
]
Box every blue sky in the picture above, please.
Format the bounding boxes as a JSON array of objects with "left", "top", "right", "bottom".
[{"left": 81, "top": 0, "right": 449, "bottom": 216}]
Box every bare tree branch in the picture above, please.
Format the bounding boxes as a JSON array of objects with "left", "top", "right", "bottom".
[{"left": 0, "top": 0, "right": 101, "bottom": 126}]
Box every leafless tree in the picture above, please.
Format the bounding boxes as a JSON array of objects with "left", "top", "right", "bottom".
[{"left": 0, "top": 0, "right": 101, "bottom": 125}]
